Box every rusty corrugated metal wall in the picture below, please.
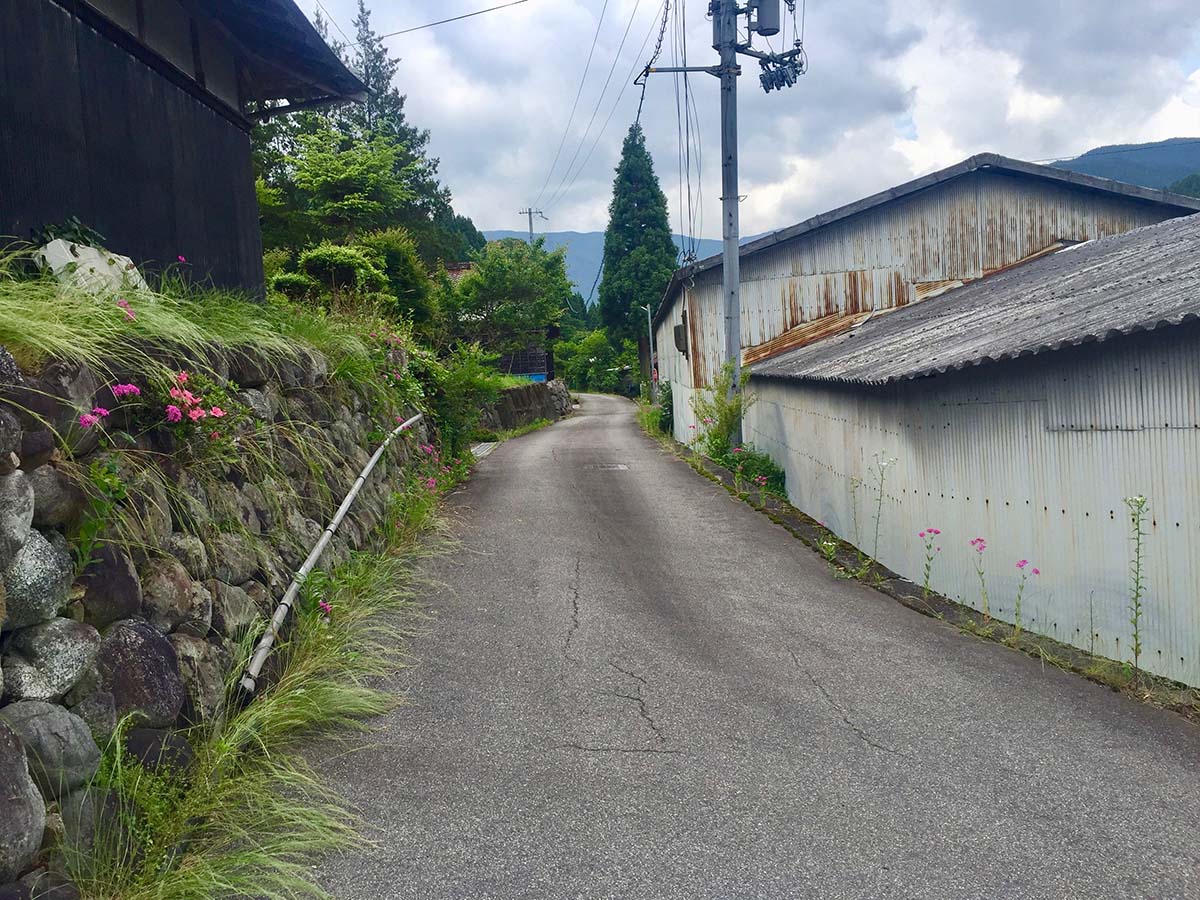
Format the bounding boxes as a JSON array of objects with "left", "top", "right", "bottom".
[
  {"left": 656, "top": 169, "right": 1179, "bottom": 445},
  {"left": 745, "top": 325, "right": 1200, "bottom": 686}
]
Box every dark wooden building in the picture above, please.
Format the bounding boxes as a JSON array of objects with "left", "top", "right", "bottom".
[{"left": 1, "top": 0, "right": 365, "bottom": 290}]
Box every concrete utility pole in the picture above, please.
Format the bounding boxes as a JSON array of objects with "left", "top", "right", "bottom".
[
  {"left": 644, "top": 1, "right": 806, "bottom": 441},
  {"left": 519, "top": 208, "right": 546, "bottom": 244}
]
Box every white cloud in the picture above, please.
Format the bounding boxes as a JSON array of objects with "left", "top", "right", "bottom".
[{"left": 310, "top": 1, "right": 1200, "bottom": 238}]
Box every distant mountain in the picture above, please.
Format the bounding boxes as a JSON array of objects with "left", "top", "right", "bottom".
[
  {"left": 483, "top": 230, "right": 724, "bottom": 302},
  {"left": 1169, "top": 172, "right": 1200, "bottom": 199},
  {"left": 1051, "top": 137, "right": 1200, "bottom": 189}
]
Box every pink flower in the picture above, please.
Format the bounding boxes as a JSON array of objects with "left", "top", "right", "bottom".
[
  {"left": 91, "top": 407, "right": 110, "bottom": 418},
  {"left": 318, "top": 600, "right": 332, "bottom": 615},
  {"left": 732, "top": 447, "right": 744, "bottom": 454},
  {"left": 688, "top": 424, "right": 696, "bottom": 430},
  {"left": 110, "top": 383, "right": 141, "bottom": 399},
  {"left": 78, "top": 413, "right": 99, "bottom": 429},
  {"left": 969, "top": 537, "right": 987, "bottom": 553},
  {"left": 928, "top": 528, "right": 941, "bottom": 535},
  {"left": 424, "top": 477, "right": 438, "bottom": 490},
  {"left": 703, "top": 416, "right": 713, "bottom": 425},
  {"left": 188, "top": 407, "right": 207, "bottom": 422},
  {"left": 919, "top": 531, "right": 926, "bottom": 539},
  {"left": 209, "top": 430, "right": 221, "bottom": 440},
  {"left": 165, "top": 405, "right": 182, "bottom": 423},
  {"left": 1032, "top": 568, "right": 1040, "bottom": 576},
  {"left": 177, "top": 255, "right": 187, "bottom": 263},
  {"left": 1016, "top": 560, "right": 1029, "bottom": 569},
  {"left": 209, "top": 407, "right": 226, "bottom": 418},
  {"left": 115, "top": 297, "right": 135, "bottom": 321},
  {"left": 176, "top": 372, "right": 189, "bottom": 385}
]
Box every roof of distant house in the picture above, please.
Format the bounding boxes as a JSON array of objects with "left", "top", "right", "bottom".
[
  {"left": 751, "top": 211, "right": 1200, "bottom": 385},
  {"left": 654, "top": 153, "right": 1200, "bottom": 328}
]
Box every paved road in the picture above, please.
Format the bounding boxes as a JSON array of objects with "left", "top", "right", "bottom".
[{"left": 319, "top": 393, "right": 1200, "bottom": 899}]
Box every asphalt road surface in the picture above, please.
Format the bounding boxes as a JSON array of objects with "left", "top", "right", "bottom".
[{"left": 318, "top": 393, "right": 1200, "bottom": 899}]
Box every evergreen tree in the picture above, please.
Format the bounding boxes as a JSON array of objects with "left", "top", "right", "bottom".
[{"left": 597, "top": 123, "right": 678, "bottom": 343}]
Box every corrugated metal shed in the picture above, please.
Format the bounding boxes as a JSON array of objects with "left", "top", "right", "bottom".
[
  {"left": 752, "top": 212, "right": 1200, "bottom": 384},
  {"left": 653, "top": 153, "right": 1200, "bottom": 329}
]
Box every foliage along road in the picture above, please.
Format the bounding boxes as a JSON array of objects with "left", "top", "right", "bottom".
[{"left": 318, "top": 393, "right": 1200, "bottom": 899}]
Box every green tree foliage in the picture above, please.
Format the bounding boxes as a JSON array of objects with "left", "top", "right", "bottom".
[
  {"left": 250, "top": 2, "right": 485, "bottom": 265},
  {"left": 298, "top": 242, "right": 386, "bottom": 297},
  {"left": 354, "top": 228, "right": 435, "bottom": 325},
  {"left": 293, "top": 130, "right": 412, "bottom": 241},
  {"left": 449, "top": 239, "right": 569, "bottom": 355},
  {"left": 1169, "top": 171, "right": 1200, "bottom": 198},
  {"left": 598, "top": 124, "right": 678, "bottom": 343},
  {"left": 555, "top": 328, "right": 638, "bottom": 394}
]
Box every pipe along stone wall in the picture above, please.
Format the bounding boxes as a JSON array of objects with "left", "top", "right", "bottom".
[{"left": 0, "top": 343, "right": 428, "bottom": 893}]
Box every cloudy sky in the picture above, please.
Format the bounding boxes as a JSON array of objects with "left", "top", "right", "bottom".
[{"left": 311, "top": 0, "right": 1200, "bottom": 240}]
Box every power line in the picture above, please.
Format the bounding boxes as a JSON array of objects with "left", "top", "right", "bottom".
[
  {"left": 543, "top": 0, "right": 648, "bottom": 211},
  {"left": 543, "top": 2, "right": 668, "bottom": 216},
  {"left": 313, "top": 0, "right": 353, "bottom": 46},
  {"left": 375, "top": 0, "right": 531, "bottom": 40},
  {"left": 532, "top": 0, "right": 611, "bottom": 208}
]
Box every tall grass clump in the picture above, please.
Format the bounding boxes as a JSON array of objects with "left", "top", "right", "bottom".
[{"left": 66, "top": 502, "right": 442, "bottom": 899}]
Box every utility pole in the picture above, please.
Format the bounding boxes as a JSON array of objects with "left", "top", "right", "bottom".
[
  {"left": 518, "top": 208, "right": 547, "bottom": 244},
  {"left": 642, "top": 1, "right": 806, "bottom": 441},
  {"left": 641, "top": 303, "right": 657, "bottom": 402}
]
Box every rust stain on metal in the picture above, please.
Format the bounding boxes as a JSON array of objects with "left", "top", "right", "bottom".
[
  {"left": 687, "top": 291, "right": 707, "bottom": 388},
  {"left": 743, "top": 310, "right": 874, "bottom": 366}
]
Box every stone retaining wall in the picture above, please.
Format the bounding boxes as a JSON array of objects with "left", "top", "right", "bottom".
[
  {"left": 0, "top": 342, "right": 425, "bottom": 894},
  {"left": 478, "top": 379, "right": 571, "bottom": 433}
]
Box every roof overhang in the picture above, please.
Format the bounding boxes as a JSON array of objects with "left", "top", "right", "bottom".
[{"left": 652, "top": 152, "right": 1200, "bottom": 329}]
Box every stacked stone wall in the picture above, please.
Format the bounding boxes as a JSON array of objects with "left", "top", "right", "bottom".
[{"left": 0, "top": 342, "right": 424, "bottom": 894}]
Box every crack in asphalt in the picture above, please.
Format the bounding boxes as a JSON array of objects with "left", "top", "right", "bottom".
[
  {"left": 564, "top": 555, "right": 581, "bottom": 662},
  {"left": 787, "top": 648, "right": 904, "bottom": 758},
  {"left": 608, "top": 660, "right": 666, "bottom": 745}
]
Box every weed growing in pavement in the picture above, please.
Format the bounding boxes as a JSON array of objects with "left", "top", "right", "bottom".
[
  {"left": 868, "top": 452, "right": 897, "bottom": 563},
  {"left": 918, "top": 528, "right": 942, "bottom": 599},
  {"left": 1124, "top": 495, "right": 1149, "bottom": 674},
  {"left": 969, "top": 536, "right": 991, "bottom": 620}
]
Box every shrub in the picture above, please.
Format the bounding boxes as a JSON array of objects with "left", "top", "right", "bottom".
[
  {"left": 657, "top": 380, "right": 673, "bottom": 433},
  {"left": 714, "top": 443, "right": 785, "bottom": 496},
  {"left": 691, "top": 360, "right": 756, "bottom": 458},
  {"left": 270, "top": 271, "right": 317, "bottom": 300},
  {"left": 262, "top": 248, "right": 291, "bottom": 280},
  {"left": 298, "top": 242, "right": 386, "bottom": 297},
  {"left": 410, "top": 343, "right": 504, "bottom": 457},
  {"left": 353, "top": 228, "right": 435, "bottom": 326}
]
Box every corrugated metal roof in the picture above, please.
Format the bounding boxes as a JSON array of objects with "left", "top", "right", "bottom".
[
  {"left": 653, "top": 153, "right": 1200, "bottom": 328},
  {"left": 751, "top": 211, "right": 1200, "bottom": 385}
]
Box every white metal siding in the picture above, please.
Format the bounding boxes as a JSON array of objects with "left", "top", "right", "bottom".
[{"left": 744, "top": 327, "right": 1200, "bottom": 686}]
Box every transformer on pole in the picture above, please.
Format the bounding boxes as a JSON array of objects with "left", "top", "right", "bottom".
[{"left": 643, "top": 0, "right": 806, "bottom": 443}]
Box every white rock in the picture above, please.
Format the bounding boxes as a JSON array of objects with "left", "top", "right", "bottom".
[{"left": 35, "top": 239, "right": 150, "bottom": 295}]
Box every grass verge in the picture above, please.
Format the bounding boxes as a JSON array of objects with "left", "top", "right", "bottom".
[
  {"left": 65, "top": 455, "right": 470, "bottom": 899},
  {"left": 636, "top": 408, "right": 1200, "bottom": 723}
]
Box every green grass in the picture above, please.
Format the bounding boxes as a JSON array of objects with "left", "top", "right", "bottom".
[{"left": 66, "top": 463, "right": 461, "bottom": 899}]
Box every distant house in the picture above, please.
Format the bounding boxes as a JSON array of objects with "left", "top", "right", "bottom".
[
  {"left": 444, "top": 261, "right": 473, "bottom": 283},
  {"left": 1, "top": 0, "right": 365, "bottom": 290},
  {"left": 652, "top": 154, "right": 1200, "bottom": 687}
]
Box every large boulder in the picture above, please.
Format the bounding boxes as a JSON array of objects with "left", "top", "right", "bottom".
[
  {"left": 0, "top": 719, "right": 45, "bottom": 883},
  {"left": 27, "top": 465, "right": 85, "bottom": 530},
  {"left": 207, "top": 581, "right": 258, "bottom": 639},
  {"left": 0, "top": 409, "right": 22, "bottom": 472},
  {"left": 209, "top": 483, "right": 261, "bottom": 536},
  {"left": 1, "top": 618, "right": 99, "bottom": 701},
  {"left": 164, "top": 533, "right": 209, "bottom": 581},
  {"left": 87, "top": 620, "right": 184, "bottom": 729},
  {"left": 0, "top": 701, "right": 99, "bottom": 800},
  {"left": 76, "top": 545, "right": 140, "bottom": 629},
  {"left": 207, "top": 532, "right": 258, "bottom": 586},
  {"left": 168, "top": 634, "right": 230, "bottom": 725},
  {"left": 1, "top": 532, "right": 73, "bottom": 631},
  {"left": 0, "top": 471, "right": 34, "bottom": 573},
  {"left": 18, "top": 870, "right": 79, "bottom": 900},
  {"left": 140, "top": 558, "right": 211, "bottom": 636},
  {"left": 124, "top": 727, "right": 193, "bottom": 774}
]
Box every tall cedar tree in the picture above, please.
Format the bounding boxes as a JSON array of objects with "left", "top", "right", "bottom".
[{"left": 598, "top": 124, "right": 678, "bottom": 343}]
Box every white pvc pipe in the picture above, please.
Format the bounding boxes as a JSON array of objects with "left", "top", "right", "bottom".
[{"left": 238, "top": 412, "right": 424, "bottom": 696}]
